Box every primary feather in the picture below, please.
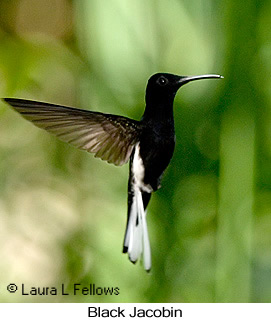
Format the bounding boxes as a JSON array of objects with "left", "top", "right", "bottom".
[{"left": 4, "top": 98, "right": 140, "bottom": 166}]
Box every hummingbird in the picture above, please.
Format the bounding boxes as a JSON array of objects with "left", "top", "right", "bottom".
[{"left": 3, "top": 72, "right": 223, "bottom": 272}]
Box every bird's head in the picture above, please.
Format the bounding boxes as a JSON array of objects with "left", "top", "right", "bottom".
[{"left": 145, "top": 72, "right": 223, "bottom": 108}]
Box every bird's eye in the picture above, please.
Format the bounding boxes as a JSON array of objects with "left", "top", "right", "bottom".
[{"left": 157, "top": 76, "right": 168, "bottom": 86}]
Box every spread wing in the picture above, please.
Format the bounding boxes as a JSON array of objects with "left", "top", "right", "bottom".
[{"left": 4, "top": 98, "right": 140, "bottom": 166}]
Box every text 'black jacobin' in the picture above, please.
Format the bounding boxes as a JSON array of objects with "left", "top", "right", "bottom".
[{"left": 3, "top": 72, "right": 223, "bottom": 272}]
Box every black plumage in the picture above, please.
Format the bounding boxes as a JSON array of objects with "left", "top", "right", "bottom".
[{"left": 4, "top": 72, "right": 223, "bottom": 271}]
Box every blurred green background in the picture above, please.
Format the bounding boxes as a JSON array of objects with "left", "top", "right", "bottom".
[{"left": 0, "top": 0, "right": 270, "bottom": 303}]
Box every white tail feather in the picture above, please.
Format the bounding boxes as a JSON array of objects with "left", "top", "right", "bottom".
[
  {"left": 128, "top": 198, "right": 142, "bottom": 262},
  {"left": 142, "top": 211, "right": 151, "bottom": 271},
  {"left": 124, "top": 189, "right": 151, "bottom": 271}
]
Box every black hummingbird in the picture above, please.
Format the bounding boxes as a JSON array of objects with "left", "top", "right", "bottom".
[{"left": 3, "top": 72, "right": 223, "bottom": 271}]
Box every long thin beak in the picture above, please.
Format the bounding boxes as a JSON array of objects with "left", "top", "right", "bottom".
[{"left": 178, "top": 74, "right": 223, "bottom": 86}]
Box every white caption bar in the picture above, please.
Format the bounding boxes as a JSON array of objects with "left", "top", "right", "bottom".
[{"left": 0, "top": 303, "right": 269, "bottom": 322}]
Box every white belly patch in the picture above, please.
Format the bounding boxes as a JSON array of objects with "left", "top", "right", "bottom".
[{"left": 132, "top": 143, "right": 153, "bottom": 193}]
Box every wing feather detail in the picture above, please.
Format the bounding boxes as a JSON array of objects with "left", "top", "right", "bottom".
[{"left": 4, "top": 98, "right": 140, "bottom": 166}]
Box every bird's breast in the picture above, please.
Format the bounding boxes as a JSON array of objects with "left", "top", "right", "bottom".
[{"left": 132, "top": 126, "right": 175, "bottom": 192}]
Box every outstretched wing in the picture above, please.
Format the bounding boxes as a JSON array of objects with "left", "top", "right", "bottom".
[{"left": 4, "top": 98, "right": 140, "bottom": 166}]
